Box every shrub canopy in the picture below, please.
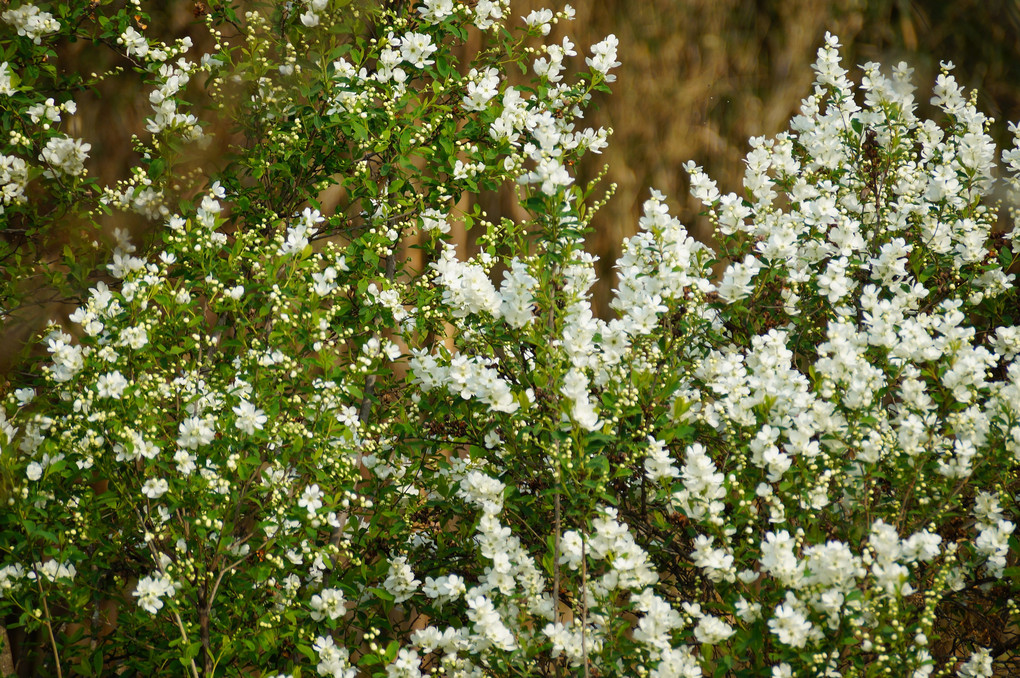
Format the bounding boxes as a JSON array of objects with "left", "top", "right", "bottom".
[{"left": 1, "top": 2, "right": 1019, "bottom": 677}]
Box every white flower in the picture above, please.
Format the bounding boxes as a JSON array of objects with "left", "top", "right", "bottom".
[
  {"left": 26, "top": 98, "right": 61, "bottom": 125},
  {"left": 958, "top": 648, "right": 993, "bottom": 678},
  {"left": 586, "top": 34, "right": 621, "bottom": 81},
  {"left": 499, "top": 259, "right": 538, "bottom": 328},
  {"left": 1, "top": 153, "right": 29, "bottom": 211},
  {"left": 418, "top": 0, "right": 454, "bottom": 24},
  {"left": 458, "top": 471, "right": 505, "bottom": 514},
  {"left": 133, "top": 573, "right": 176, "bottom": 614},
  {"left": 772, "top": 664, "right": 793, "bottom": 678},
  {"left": 421, "top": 574, "right": 466, "bottom": 604},
  {"left": 232, "top": 400, "right": 267, "bottom": 435},
  {"left": 431, "top": 245, "right": 501, "bottom": 318},
  {"left": 96, "top": 371, "right": 130, "bottom": 399},
  {"left": 650, "top": 645, "right": 702, "bottom": 678},
  {"left": 693, "top": 615, "right": 734, "bottom": 645},
  {"left": 769, "top": 599, "right": 813, "bottom": 648},
  {"left": 759, "top": 530, "right": 804, "bottom": 587},
  {"left": 118, "top": 26, "right": 149, "bottom": 58},
  {"left": 309, "top": 587, "right": 346, "bottom": 621},
  {"left": 383, "top": 556, "right": 420, "bottom": 604},
  {"left": 470, "top": 0, "right": 502, "bottom": 29},
  {"left": 735, "top": 597, "right": 762, "bottom": 622},
  {"left": 717, "top": 254, "right": 763, "bottom": 302},
  {"left": 0, "top": 564, "right": 26, "bottom": 591},
  {"left": 311, "top": 267, "right": 338, "bottom": 296},
  {"left": 386, "top": 648, "right": 422, "bottom": 678},
  {"left": 177, "top": 416, "right": 215, "bottom": 449},
  {"left": 36, "top": 560, "right": 76, "bottom": 582},
  {"left": 523, "top": 9, "right": 553, "bottom": 35},
  {"left": 691, "top": 534, "right": 735, "bottom": 582},
  {"left": 517, "top": 156, "right": 573, "bottom": 195},
  {"left": 39, "top": 136, "right": 90, "bottom": 177},
  {"left": 2, "top": 4, "right": 60, "bottom": 44},
  {"left": 298, "top": 483, "right": 324, "bottom": 517},
  {"left": 114, "top": 429, "right": 160, "bottom": 462},
  {"left": 399, "top": 32, "right": 437, "bottom": 69},
  {"left": 463, "top": 67, "right": 500, "bottom": 111},
  {"left": 633, "top": 590, "right": 683, "bottom": 650},
  {"left": 277, "top": 208, "right": 323, "bottom": 256},
  {"left": 561, "top": 367, "right": 601, "bottom": 430},
  {"left": 313, "top": 635, "right": 356, "bottom": 678},
  {"left": 644, "top": 436, "right": 680, "bottom": 483},
  {"left": 173, "top": 449, "right": 197, "bottom": 476},
  {"left": 118, "top": 325, "right": 148, "bottom": 350},
  {"left": 672, "top": 443, "right": 726, "bottom": 525},
  {"left": 0, "top": 62, "right": 15, "bottom": 95},
  {"left": 468, "top": 594, "right": 517, "bottom": 651},
  {"left": 420, "top": 208, "right": 450, "bottom": 234},
  {"left": 141, "top": 478, "right": 169, "bottom": 499}
]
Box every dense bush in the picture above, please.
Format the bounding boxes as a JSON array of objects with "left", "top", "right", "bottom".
[{"left": 1, "top": 1, "right": 1018, "bottom": 677}]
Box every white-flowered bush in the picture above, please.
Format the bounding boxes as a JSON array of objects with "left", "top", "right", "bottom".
[{"left": 0, "top": 3, "right": 1018, "bottom": 678}]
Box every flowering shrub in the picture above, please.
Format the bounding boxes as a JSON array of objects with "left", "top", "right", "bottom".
[{"left": 1, "top": 2, "right": 1019, "bottom": 678}]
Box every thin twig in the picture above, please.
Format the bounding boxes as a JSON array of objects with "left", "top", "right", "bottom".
[
  {"left": 581, "top": 532, "right": 589, "bottom": 678},
  {"left": 133, "top": 507, "right": 201, "bottom": 678},
  {"left": 553, "top": 489, "right": 561, "bottom": 622},
  {"left": 553, "top": 487, "right": 562, "bottom": 678},
  {"left": 35, "top": 579, "right": 63, "bottom": 678}
]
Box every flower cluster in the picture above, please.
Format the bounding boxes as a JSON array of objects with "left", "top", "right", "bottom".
[{"left": 2, "top": 3, "right": 59, "bottom": 44}]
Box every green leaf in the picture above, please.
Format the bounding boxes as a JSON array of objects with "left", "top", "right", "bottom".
[
  {"left": 297, "top": 643, "right": 316, "bottom": 662},
  {"left": 999, "top": 247, "right": 1014, "bottom": 268},
  {"left": 586, "top": 454, "right": 610, "bottom": 477},
  {"left": 181, "top": 640, "right": 203, "bottom": 663},
  {"left": 368, "top": 587, "right": 394, "bottom": 602}
]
